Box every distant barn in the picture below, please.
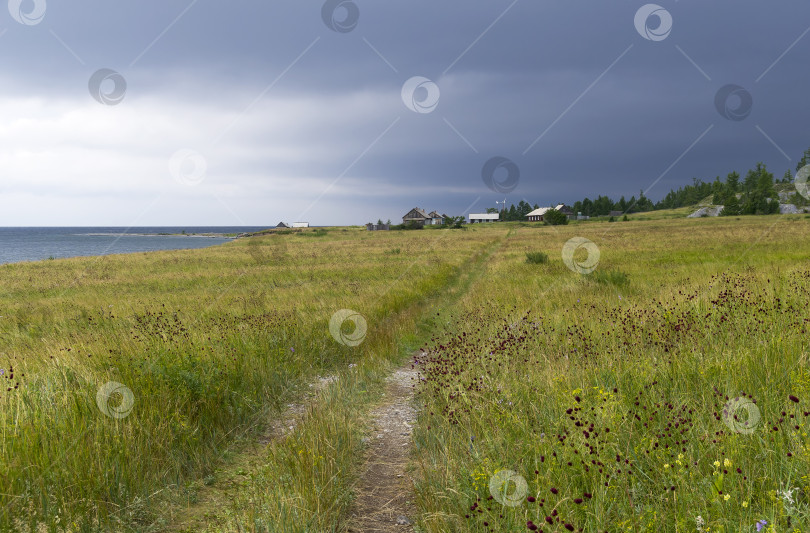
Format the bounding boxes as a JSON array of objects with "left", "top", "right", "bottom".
[
  {"left": 526, "top": 204, "right": 575, "bottom": 222},
  {"left": 468, "top": 213, "right": 499, "bottom": 223},
  {"left": 276, "top": 222, "right": 289, "bottom": 228},
  {"left": 291, "top": 222, "right": 309, "bottom": 228}
]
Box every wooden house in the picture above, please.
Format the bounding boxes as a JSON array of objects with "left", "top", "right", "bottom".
[
  {"left": 526, "top": 207, "right": 551, "bottom": 222},
  {"left": 402, "top": 208, "right": 430, "bottom": 226},
  {"left": 555, "top": 204, "right": 575, "bottom": 218},
  {"left": 427, "top": 211, "right": 445, "bottom": 225},
  {"left": 526, "top": 204, "right": 575, "bottom": 222}
]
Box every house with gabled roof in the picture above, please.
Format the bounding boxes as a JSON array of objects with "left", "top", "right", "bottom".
[
  {"left": 526, "top": 204, "right": 575, "bottom": 222},
  {"left": 554, "top": 204, "right": 575, "bottom": 217},
  {"left": 427, "top": 211, "right": 445, "bottom": 225},
  {"left": 526, "top": 207, "right": 552, "bottom": 222},
  {"left": 402, "top": 207, "right": 451, "bottom": 226},
  {"left": 402, "top": 207, "right": 429, "bottom": 226}
]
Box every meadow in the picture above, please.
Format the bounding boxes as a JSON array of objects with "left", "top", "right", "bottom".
[
  {"left": 1, "top": 215, "right": 809, "bottom": 532},
  {"left": 412, "top": 216, "right": 810, "bottom": 532},
  {"left": 0, "top": 226, "right": 492, "bottom": 531}
]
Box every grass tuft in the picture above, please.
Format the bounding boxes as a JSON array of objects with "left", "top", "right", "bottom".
[
  {"left": 591, "top": 268, "right": 629, "bottom": 286},
  {"left": 525, "top": 251, "right": 548, "bottom": 264}
]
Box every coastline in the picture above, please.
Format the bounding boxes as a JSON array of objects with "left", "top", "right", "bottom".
[
  {"left": 0, "top": 227, "right": 267, "bottom": 266},
  {"left": 76, "top": 232, "right": 239, "bottom": 238}
]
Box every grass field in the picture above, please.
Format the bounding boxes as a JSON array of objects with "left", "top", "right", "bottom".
[
  {"left": 1, "top": 216, "right": 809, "bottom": 532},
  {"left": 413, "top": 216, "right": 810, "bottom": 533},
  {"left": 0, "top": 226, "right": 492, "bottom": 531}
]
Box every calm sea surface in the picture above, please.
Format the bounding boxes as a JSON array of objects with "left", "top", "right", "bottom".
[{"left": 0, "top": 227, "right": 269, "bottom": 265}]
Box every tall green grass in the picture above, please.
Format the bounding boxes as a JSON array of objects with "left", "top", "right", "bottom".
[{"left": 0, "top": 227, "right": 493, "bottom": 531}]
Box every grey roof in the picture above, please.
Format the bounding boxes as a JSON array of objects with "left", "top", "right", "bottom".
[
  {"left": 404, "top": 207, "right": 430, "bottom": 219},
  {"left": 526, "top": 207, "right": 552, "bottom": 217}
]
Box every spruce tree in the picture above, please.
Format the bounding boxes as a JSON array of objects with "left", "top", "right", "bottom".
[{"left": 721, "top": 193, "right": 740, "bottom": 216}]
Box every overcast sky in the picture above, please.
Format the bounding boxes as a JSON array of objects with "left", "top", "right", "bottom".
[{"left": 0, "top": 0, "right": 808, "bottom": 226}]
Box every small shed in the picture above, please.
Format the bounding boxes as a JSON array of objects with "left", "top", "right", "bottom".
[
  {"left": 276, "top": 222, "right": 289, "bottom": 228},
  {"left": 366, "top": 223, "right": 390, "bottom": 231}
]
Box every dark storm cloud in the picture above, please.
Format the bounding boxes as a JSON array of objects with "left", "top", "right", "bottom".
[{"left": 0, "top": 0, "right": 808, "bottom": 224}]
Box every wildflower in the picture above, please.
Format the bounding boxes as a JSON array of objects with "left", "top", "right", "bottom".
[
  {"left": 756, "top": 520, "right": 767, "bottom": 532},
  {"left": 723, "top": 494, "right": 730, "bottom": 501},
  {"left": 713, "top": 460, "right": 720, "bottom": 468},
  {"left": 742, "top": 501, "right": 748, "bottom": 508},
  {"left": 778, "top": 486, "right": 797, "bottom": 509},
  {"left": 790, "top": 395, "right": 799, "bottom": 403},
  {"left": 724, "top": 458, "right": 731, "bottom": 468},
  {"left": 664, "top": 464, "right": 670, "bottom": 469},
  {"left": 695, "top": 515, "right": 705, "bottom": 531}
]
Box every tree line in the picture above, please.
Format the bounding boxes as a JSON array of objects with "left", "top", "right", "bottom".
[{"left": 491, "top": 146, "right": 810, "bottom": 219}]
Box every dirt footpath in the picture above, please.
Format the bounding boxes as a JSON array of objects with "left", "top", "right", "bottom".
[{"left": 346, "top": 365, "right": 419, "bottom": 532}]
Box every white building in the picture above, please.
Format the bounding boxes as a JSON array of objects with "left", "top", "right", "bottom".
[
  {"left": 469, "top": 213, "right": 499, "bottom": 223},
  {"left": 291, "top": 222, "right": 309, "bottom": 228},
  {"left": 526, "top": 204, "right": 575, "bottom": 222},
  {"left": 526, "top": 207, "right": 552, "bottom": 222}
]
